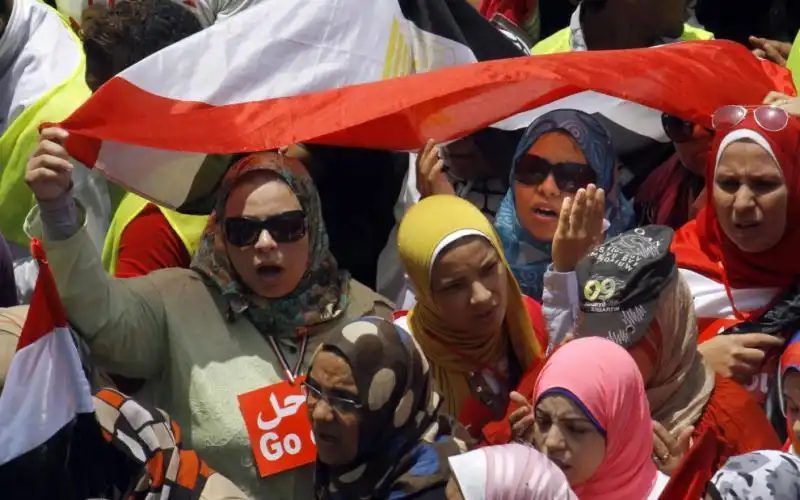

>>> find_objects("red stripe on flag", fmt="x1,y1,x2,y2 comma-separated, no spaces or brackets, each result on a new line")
15,244,68,351
59,40,794,165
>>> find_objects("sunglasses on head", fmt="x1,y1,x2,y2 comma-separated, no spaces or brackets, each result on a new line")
712,105,790,133
223,210,307,247
514,155,597,193
661,114,713,143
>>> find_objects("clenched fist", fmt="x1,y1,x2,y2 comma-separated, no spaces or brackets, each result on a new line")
25,127,74,202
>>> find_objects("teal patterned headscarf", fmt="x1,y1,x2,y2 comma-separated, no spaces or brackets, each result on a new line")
191,152,350,338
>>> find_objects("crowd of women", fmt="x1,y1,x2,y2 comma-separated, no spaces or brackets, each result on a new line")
5,0,800,499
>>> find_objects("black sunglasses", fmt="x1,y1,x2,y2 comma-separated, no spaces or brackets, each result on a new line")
661,114,713,144
514,155,597,193
223,210,307,247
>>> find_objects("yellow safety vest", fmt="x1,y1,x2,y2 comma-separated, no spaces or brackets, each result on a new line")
101,193,209,275
0,7,90,248
786,31,800,89
532,24,715,55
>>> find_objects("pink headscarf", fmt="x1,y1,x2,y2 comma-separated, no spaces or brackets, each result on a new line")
449,443,576,499
533,337,658,499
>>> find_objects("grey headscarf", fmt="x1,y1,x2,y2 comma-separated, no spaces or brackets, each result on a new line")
707,450,800,499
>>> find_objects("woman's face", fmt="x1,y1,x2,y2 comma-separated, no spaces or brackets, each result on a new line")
306,350,361,466
221,172,310,298
784,371,800,449
713,140,788,253
430,236,509,335
533,394,606,486
514,132,590,241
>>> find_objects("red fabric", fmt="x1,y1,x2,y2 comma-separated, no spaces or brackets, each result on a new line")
457,295,547,439
116,204,192,278
672,111,800,289
478,0,536,28
636,154,702,229
59,41,795,196
662,374,782,499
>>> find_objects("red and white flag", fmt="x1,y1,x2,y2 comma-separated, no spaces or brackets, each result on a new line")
57,0,794,213
0,242,95,496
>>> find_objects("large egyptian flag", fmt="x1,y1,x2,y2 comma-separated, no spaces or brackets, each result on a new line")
0,242,98,499
56,0,794,212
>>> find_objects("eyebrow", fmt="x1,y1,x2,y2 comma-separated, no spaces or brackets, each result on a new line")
535,410,592,424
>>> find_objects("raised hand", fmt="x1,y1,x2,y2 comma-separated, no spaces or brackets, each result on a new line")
551,184,605,273
25,128,74,202
652,420,693,475
416,139,455,198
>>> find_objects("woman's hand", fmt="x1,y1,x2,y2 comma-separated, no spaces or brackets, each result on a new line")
416,139,455,198
551,185,605,273
750,36,792,66
508,391,535,444
652,421,693,475
25,128,74,202
697,334,784,384
763,91,800,117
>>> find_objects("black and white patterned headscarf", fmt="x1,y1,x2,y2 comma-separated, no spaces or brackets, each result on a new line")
707,450,800,499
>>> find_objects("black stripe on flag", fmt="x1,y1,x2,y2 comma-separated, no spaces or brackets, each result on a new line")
397,0,525,61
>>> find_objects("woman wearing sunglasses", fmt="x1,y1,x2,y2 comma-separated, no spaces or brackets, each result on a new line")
24,138,393,498
636,114,713,228
493,108,634,301
673,105,800,404
307,316,468,500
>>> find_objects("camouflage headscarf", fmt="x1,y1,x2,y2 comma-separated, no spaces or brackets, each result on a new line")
707,450,800,499
191,152,350,338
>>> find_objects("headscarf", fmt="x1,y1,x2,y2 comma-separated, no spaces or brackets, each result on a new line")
533,337,659,500
642,274,715,433
397,195,543,417
780,331,800,453
448,443,577,500
191,152,350,338
672,109,800,289
312,317,467,500
494,109,634,300
708,450,800,499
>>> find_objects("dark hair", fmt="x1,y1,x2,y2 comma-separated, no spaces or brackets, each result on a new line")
82,0,202,89
582,0,608,13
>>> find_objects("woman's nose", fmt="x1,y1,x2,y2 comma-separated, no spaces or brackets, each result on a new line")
732,186,758,214
543,426,567,452
469,280,492,306
536,174,561,197
310,399,335,423
254,229,278,251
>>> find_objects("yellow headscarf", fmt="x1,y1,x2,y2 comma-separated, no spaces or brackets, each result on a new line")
397,195,544,417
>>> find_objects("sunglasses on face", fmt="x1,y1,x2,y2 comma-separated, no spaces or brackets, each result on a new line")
661,114,713,143
223,210,307,247
302,381,363,415
514,155,597,193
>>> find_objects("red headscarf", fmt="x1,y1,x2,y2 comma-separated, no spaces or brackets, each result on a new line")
672,108,800,289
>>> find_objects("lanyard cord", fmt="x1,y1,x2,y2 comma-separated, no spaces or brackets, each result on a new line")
267,336,309,385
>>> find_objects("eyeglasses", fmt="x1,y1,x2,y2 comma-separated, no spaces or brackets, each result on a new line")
514,155,597,193
301,381,363,415
661,114,713,144
223,210,307,247
711,105,790,132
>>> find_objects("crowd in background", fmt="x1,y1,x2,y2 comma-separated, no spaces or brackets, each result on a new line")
4,0,800,498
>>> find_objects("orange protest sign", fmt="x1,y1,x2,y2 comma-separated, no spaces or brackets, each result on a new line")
238,377,317,478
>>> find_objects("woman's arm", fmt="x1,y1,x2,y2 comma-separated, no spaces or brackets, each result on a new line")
29,197,168,379
542,268,580,351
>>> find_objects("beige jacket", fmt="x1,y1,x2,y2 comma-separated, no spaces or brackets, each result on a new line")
27,213,393,499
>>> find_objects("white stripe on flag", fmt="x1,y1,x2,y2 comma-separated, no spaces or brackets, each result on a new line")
0,327,94,465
